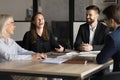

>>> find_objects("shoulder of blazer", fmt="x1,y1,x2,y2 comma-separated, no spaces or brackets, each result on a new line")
95,22,109,33
111,27,120,37
97,22,108,29
80,23,89,29
80,22,89,27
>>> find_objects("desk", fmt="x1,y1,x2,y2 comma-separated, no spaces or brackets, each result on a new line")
0,59,113,80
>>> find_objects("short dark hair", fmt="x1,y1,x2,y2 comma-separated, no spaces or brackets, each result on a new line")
86,5,100,14
103,4,120,24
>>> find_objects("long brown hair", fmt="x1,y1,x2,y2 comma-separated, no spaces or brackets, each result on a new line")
30,12,49,43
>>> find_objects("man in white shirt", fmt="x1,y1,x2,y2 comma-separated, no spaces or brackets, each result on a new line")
74,5,109,52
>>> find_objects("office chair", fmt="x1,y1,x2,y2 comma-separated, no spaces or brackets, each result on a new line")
102,72,120,80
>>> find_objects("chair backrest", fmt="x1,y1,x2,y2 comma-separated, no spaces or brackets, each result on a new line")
102,72,120,80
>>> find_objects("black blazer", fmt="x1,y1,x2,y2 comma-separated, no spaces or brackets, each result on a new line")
96,27,120,71
74,22,109,51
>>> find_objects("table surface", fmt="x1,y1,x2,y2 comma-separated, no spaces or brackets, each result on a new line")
0,51,113,80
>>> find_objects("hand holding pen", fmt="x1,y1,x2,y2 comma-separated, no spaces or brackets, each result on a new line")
32,53,47,60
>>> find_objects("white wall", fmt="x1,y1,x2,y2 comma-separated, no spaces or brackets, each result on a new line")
73,22,85,43
11,22,30,41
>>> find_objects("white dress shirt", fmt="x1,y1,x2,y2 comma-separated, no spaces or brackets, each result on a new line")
89,25,97,44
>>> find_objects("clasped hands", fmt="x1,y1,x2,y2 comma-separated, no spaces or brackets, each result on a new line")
79,43,93,52
32,53,47,60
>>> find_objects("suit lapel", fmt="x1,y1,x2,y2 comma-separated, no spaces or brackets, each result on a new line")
85,23,90,43
93,22,101,44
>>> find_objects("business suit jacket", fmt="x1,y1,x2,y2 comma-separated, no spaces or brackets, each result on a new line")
74,22,109,51
96,26,120,72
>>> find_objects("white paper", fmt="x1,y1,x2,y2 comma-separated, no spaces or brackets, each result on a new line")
79,51,100,57
42,58,68,64
56,51,79,59
79,54,97,57
66,51,79,55
79,51,100,55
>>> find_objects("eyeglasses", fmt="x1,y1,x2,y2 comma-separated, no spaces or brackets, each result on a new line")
7,22,15,26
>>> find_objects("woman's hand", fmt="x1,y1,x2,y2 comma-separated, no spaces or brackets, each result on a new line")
32,53,47,60
55,45,64,52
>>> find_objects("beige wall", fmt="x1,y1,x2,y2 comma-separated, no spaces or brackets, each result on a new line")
11,22,30,41
73,22,85,43
0,0,32,20
92,0,117,20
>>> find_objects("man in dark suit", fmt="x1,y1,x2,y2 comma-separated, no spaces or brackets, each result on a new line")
74,5,109,51
96,4,120,72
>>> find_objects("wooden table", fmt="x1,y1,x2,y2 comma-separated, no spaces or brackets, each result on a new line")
0,59,113,80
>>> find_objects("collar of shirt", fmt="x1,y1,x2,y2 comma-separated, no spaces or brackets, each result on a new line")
89,25,97,32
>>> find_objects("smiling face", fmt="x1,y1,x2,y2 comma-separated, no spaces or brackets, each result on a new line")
5,17,15,36
33,14,45,29
86,10,99,24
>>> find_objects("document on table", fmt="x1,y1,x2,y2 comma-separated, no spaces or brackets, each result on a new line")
51,52,68,55
41,58,68,64
66,51,79,55
79,51,100,58
57,51,79,59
